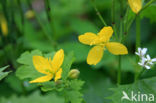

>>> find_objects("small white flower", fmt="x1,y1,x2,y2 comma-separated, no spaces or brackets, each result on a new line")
138,57,151,69
135,47,147,57
146,55,156,65
136,47,156,70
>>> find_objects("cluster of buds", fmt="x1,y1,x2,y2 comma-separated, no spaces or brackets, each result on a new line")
135,48,156,69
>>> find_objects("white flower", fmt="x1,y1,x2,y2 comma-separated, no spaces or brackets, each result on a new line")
146,55,156,65
136,47,156,69
138,57,150,69
135,48,147,57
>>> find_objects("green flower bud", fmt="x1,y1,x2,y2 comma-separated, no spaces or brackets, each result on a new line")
68,69,80,79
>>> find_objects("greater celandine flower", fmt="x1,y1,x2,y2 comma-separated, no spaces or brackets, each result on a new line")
78,26,128,65
128,0,142,14
29,49,64,83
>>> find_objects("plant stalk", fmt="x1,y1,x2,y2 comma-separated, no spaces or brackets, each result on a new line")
117,56,121,85
91,0,107,26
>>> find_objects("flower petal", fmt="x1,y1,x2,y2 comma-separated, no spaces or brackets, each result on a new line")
51,49,64,73
29,74,53,83
142,48,147,56
145,65,150,69
78,32,99,45
0,16,8,36
87,46,104,65
106,42,128,55
152,58,156,62
146,55,151,60
33,56,52,74
128,0,142,14
54,68,62,82
98,26,113,42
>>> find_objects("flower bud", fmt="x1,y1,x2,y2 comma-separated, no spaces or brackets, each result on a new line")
68,69,80,79
25,10,35,19
0,15,8,36
128,0,142,14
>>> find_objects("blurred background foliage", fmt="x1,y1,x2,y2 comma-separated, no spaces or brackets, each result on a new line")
0,0,156,103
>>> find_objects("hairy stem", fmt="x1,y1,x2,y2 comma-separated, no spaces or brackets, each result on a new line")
91,0,107,26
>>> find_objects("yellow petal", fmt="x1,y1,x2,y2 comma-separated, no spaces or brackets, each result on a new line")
106,42,128,55
78,32,99,45
51,49,64,73
0,17,8,36
54,68,62,82
128,0,142,14
98,26,113,42
87,46,104,65
29,74,53,83
33,56,52,74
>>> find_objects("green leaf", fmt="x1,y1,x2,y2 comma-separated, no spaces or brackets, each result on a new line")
0,91,65,103
141,4,156,23
16,50,43,80
40,81,56,92
64,90,83,103
64,79,85,103
5,74,37,93
69,79,85,91
108,77,156,103
17,50,42,65
0,66,10,81
62,52,75,79
79,63,115,103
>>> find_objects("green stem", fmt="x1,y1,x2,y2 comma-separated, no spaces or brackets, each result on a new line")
117,0,124,85
135,14,141,82
26,0,57,50
139,0,155,14
112,0,118,40
44,0,56,37
117,56,121,85
136,15,141,51
123,0,154,42
91,0,107,26
135,68,145,82
0,0,8,20
17,0,25,34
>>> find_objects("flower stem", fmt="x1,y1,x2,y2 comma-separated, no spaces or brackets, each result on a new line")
117,56,121,85
26,0,57,50
139,0,155,14
17,0,25,34
112,0,118,40
135,14,141,82
44,0,56,37
136,15,141,50
135,68,145,82
91,0,107,26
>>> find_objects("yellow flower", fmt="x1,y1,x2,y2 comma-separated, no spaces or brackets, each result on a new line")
0,16,8,36
29,49,64,83
128,0,142,14
78,26,128,65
